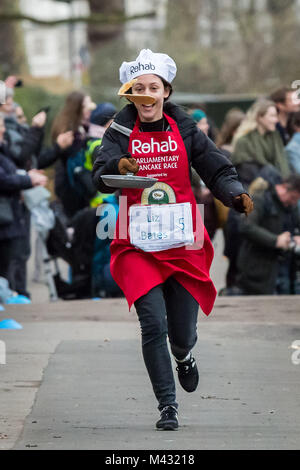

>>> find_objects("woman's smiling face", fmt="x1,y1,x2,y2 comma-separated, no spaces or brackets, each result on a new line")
132,74,170,122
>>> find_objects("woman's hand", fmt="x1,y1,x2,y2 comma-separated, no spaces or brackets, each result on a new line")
118,156,139,175
232,193,254,215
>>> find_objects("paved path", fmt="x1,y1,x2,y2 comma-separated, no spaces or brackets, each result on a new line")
1,296,300,450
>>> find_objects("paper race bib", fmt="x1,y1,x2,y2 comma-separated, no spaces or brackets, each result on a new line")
129,202,194,252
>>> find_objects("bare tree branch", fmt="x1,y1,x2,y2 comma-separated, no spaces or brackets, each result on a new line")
0,11,156,26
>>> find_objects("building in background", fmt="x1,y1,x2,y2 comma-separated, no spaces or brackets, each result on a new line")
124,0,167,50
18,0,300,93
20,0,89,86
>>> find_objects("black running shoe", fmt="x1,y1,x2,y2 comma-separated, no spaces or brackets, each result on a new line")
156,406,178,431
175,354,199,392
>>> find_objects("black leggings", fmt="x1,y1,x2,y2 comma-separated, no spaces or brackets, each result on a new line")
134,276,199,411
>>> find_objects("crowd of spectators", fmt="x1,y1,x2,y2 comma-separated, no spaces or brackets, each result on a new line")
1,78,300,303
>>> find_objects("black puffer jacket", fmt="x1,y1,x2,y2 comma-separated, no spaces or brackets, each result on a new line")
0,143,32,241
92,102,247,207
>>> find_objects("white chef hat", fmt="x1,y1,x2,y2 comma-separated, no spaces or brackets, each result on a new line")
119,49,177,85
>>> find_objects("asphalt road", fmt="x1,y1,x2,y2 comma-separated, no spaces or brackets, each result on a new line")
1,295,300,450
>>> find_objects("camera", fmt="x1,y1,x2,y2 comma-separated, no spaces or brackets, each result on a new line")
288,239,300,255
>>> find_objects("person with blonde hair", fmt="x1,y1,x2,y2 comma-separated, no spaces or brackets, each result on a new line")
221,100,290,294
231,99,290,186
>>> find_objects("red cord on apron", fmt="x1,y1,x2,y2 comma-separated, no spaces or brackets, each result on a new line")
110,113,217,315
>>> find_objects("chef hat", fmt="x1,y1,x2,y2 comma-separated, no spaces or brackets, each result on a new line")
119,49,177,85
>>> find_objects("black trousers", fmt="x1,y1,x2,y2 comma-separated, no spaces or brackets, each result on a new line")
8,209,31,297
134,276,199,411
0,238,14,280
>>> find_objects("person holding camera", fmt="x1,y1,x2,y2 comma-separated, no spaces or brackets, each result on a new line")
235,174,300,295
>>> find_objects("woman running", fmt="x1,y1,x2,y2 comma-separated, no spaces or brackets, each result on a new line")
92,49,253,430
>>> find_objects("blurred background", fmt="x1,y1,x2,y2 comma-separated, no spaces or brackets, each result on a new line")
1,0,300,303
1,0,300,133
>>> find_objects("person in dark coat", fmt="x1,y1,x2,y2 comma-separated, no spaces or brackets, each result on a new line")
93,100,250,206
0,116,47,284
236,175,300,295
1,96,72,296
91,49,253,431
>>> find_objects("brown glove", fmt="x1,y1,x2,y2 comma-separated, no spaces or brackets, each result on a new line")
118,156,139,175
232,193,254,215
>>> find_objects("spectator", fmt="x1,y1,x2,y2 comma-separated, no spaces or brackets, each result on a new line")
15,105,28,126
0,88,47,298
215,108,245,289
0,79,82,293
0,104,46,172
269,86,300,145
189,108,222,240
235,175,300,295
188,104,218,142
0,91,76,172
0,114,47,286
51,91,97,218
91,193,122,298
216,108,246,159
191,109,209,135
232,99,290,188
82,102,117,208
88,102,116,142
286,111,300,174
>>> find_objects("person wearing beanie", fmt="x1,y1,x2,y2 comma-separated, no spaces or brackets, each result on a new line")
91,102,116,125
92,49,252,430
79,102,117,208
191,109,209,136
85,102,117,171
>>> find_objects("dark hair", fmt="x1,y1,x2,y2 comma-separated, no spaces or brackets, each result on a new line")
51,91,85,141
269,86,294,105
216,108,245,147
160,76,173,101
291,111,300,130
283,174,300,193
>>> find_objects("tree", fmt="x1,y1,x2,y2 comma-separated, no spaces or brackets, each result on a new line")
266,0,299,84
0,0,27,76
87,0,125,43
0,2,154,26
266,0,295,14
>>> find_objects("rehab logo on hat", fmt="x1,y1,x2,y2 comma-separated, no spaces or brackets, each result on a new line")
119,49,177,85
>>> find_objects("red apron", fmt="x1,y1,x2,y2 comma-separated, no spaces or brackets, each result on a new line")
110,113,217,315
